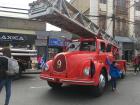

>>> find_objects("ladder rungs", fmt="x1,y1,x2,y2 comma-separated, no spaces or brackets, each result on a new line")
29,0,119,46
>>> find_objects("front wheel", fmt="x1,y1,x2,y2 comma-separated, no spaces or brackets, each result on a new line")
47,81,62,89
92,73,106,97
121,70,126,79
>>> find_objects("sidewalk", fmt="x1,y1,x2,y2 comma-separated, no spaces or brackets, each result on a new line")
23,68,41,74
126,64,135,72
127,67,134,72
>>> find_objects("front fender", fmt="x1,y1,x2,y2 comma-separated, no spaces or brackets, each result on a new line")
78,60,107,86
75,60,91,78
93,61,107,85
41,60,53,74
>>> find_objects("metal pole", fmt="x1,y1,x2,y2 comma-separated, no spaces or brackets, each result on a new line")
112,0,116,38
112,14,115,38
43,36,49,62
46,36,49,62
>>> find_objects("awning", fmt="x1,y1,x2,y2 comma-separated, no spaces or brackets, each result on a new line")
115,36,134,43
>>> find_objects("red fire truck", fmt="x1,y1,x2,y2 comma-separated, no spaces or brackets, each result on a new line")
29,0,126,96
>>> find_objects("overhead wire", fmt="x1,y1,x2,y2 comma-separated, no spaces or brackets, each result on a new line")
0,6,28,14
0,6,28,11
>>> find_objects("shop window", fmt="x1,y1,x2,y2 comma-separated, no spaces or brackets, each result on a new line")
100,0,107,4
136,5,140,11
116,0,127,10
99,15,107,31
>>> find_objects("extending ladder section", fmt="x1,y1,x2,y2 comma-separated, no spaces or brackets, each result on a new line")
29,0,118,46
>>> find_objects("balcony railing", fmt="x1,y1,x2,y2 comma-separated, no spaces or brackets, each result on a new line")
115,6,128,15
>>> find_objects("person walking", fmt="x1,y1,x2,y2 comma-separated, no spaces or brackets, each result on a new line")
37,54,42,69
133,55,140,74
0,47,12,105
106,57,121,91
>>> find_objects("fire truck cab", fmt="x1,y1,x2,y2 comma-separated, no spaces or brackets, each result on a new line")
40,38,126,96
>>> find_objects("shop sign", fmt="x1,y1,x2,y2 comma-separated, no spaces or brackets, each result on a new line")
0,35,24,41
0,33,27,42
49,38,63,46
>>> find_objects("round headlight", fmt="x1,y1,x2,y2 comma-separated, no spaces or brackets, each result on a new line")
83,67,90,76
42,63,49,71
45,64,49,71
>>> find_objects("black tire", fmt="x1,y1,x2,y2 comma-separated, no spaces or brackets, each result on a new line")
121,71,126,79
92,72,106,97
16,66,23,78
47,81,62,89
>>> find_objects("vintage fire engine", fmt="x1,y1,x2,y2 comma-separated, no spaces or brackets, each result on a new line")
29,0,126,96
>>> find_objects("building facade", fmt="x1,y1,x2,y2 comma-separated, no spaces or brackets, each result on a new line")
35,31,73,59
71,0,130,36
0,16,46,49
134,0,140,54
71,0,134,61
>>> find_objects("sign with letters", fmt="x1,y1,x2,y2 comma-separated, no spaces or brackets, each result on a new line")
0,35,24,41
49,38,63,47
0,32,28,42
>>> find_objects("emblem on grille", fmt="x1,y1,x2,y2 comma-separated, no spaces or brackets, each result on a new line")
57,60,62,69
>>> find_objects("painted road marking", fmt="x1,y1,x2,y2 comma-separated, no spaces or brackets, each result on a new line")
30,86,47,89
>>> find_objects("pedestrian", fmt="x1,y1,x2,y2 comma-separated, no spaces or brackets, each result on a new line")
37,54,42,69
138,55,140,71
106,57,121,91
133,55,140,74
0,47,12,105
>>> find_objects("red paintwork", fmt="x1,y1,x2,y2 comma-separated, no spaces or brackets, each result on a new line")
40,38,126,86
116,60,127,72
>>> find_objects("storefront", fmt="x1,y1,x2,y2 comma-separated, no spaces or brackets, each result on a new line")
115,36,134,62
0,32,36,49
36,38,64,59
36,31,73,60
48,38,64,59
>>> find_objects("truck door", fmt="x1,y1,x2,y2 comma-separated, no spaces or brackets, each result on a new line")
106,44,114,60
98,41,107,64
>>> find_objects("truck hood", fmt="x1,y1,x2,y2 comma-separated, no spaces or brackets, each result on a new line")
52,51,97,78
62,51,97,61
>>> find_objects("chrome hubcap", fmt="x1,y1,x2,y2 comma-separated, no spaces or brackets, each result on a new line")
99,74,106,89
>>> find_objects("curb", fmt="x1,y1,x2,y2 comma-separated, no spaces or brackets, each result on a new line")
23,72,41,74
23,69,41,74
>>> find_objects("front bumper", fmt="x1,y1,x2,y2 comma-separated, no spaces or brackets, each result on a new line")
40,74,96,86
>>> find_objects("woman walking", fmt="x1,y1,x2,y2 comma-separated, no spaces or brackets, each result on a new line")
0,47,12,105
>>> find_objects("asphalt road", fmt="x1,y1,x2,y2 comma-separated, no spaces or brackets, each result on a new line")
0,72,140,105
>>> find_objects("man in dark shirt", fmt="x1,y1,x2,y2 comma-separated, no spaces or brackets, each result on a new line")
0,47,12,105
0,56,8,79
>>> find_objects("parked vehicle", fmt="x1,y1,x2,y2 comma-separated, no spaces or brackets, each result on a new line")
0,48,37,76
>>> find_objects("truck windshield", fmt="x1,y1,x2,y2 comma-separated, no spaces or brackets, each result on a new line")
80,41,96,51
67,41,80,51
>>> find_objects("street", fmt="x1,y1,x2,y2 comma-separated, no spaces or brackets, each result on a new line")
0,72,140,105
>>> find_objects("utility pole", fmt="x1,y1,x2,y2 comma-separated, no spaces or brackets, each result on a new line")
112,0,116,38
